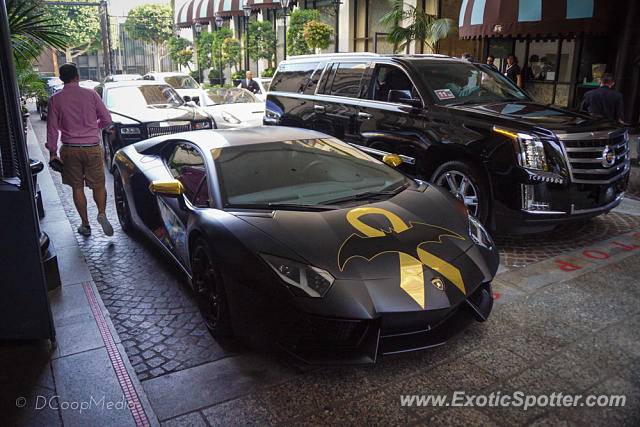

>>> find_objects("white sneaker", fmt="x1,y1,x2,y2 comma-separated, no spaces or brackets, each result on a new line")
97,212,114,236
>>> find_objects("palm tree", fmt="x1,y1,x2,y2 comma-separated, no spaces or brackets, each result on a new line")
7,0,66,61
380,0,453,53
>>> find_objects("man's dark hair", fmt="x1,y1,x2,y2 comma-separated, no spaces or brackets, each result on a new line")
507,53,516,60
600,73,614,85
462,52,471,58
59,63,78,83
487,55,495,61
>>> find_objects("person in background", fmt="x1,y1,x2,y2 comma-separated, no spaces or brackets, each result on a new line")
504,54,522,87
238,71,260,94
580,73,624,124
46,63,114,237
486,55,498,71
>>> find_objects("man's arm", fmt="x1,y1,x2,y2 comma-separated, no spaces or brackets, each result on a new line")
94,91,112,129
45,97,59,157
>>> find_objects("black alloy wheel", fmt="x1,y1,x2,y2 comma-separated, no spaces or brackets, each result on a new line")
103,136,114,173
432,160,490,225
191,238,232,337
113,171,134,234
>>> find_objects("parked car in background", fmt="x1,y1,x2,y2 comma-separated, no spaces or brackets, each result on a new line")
112,126,498,363
253,77,271,101
95,80,214,170
266,53,629,233
201,87,264,129
79,79,100,90
103,73,142,83
143,72,204,104
37,82,63,120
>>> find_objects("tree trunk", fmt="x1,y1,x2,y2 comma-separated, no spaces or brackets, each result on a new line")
154,42,162,71
65,47,72,63
52,49,59,76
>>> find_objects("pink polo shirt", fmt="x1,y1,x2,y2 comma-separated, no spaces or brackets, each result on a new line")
46,82,112,154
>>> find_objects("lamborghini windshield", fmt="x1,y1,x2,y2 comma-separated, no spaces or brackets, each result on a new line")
413,61,528,105
213,138,409,208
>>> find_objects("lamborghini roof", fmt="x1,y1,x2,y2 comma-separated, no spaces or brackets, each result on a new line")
134,126,333,153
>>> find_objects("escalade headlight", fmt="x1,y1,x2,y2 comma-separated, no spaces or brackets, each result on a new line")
193,120,212,130
494,127,548,171
120,126,141,135
468,214,493,250
261,254,334,298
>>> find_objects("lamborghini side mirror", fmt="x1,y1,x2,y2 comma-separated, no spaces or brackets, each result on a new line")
382,154,403,167
149,180,184,197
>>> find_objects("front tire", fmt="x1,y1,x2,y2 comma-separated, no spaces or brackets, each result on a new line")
191,238,233,337
103,135,115,173
431,160,490,224
113,170,135,234
40,109,46,121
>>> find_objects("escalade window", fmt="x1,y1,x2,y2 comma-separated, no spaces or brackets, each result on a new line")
414,61,528,104
369,64,419,103
329,62,368,98
270,62,318,93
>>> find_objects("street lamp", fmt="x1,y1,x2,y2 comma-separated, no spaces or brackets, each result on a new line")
242,0,251,73
333,0,342,53
214,16,224,85
194,21,203,84
281,0,291,60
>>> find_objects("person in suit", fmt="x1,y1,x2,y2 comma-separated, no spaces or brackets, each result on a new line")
581,73,624,124
239,71,260,94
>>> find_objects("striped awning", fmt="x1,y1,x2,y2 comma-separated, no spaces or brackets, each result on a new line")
458,0,612,39
247,0,281,10
193,0,220,23
217,0,243,17
176,0,196,28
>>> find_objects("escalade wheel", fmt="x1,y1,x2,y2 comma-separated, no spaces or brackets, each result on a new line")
432,161,489,224
191,238,233,338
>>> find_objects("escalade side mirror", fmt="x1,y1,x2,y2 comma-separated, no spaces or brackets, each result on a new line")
388,90,422,108
183,95,192,102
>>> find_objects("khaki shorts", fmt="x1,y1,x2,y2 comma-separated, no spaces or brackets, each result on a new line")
60,144,105,189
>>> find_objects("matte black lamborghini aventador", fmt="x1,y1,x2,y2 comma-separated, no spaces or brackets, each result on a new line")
112,126,499,364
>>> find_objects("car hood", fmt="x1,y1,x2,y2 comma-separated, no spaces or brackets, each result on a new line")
234,185,473,281
110,104,209,124
449,101,615,132
204,102,265,122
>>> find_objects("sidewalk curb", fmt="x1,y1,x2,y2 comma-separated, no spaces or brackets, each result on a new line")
27,118,160,427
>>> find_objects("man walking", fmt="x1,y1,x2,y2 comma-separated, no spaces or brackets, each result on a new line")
46,63,114,237
580,73,624,123
504,54,522,87
238,71,260,94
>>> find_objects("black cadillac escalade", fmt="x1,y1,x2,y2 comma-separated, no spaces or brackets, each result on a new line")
264,53,630,233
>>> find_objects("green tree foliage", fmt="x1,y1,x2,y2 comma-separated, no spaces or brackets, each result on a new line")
380,0,453,53
196,27,233,72
287,9,319,57
168,36,193,71
247,21,277,69
222,38,242,73
43,0,101,62
302,20,333,52
124,3,173,71
7,0,66,61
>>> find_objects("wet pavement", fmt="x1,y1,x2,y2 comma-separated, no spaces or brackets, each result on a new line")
30,113,640,425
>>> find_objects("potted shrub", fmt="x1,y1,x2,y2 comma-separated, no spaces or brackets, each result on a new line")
231,69,245,86
261,68,275,78
302,20,333,54
208,69,225,86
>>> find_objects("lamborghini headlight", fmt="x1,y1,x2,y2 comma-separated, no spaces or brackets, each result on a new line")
468,214,493,250
261,254,334,297
494,127,548,171
222,111,241,124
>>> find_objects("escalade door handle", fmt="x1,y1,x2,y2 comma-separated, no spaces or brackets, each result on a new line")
358,112,373,120
314,105,326,113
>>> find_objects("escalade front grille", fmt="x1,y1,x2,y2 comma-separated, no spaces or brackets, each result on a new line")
558,131,630,184
146,121,192,138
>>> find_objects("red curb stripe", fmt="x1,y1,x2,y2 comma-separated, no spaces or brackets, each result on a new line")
82,281,151,427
